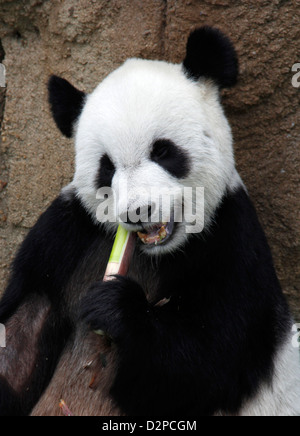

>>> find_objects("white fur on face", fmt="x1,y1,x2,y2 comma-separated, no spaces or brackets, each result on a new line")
72,58,241,253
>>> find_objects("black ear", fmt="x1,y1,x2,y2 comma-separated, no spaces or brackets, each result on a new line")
48,75,86,138
183,26,239,89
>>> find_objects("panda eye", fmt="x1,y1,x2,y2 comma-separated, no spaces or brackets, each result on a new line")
95,154,116,189
151,139,171,160
150,139,190,179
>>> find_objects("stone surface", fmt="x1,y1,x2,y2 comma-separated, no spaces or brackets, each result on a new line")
0,0,299,318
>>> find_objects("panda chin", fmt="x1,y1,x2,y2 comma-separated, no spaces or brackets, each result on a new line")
137,219,175,247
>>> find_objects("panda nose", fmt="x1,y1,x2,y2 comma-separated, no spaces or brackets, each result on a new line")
120,204,154,225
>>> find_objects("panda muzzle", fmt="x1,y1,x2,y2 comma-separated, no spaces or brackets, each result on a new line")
137,219,175,246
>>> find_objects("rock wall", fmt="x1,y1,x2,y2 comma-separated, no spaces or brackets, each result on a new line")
0,0,299,318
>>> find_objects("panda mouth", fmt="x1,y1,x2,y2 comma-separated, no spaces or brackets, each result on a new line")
137,219,175,246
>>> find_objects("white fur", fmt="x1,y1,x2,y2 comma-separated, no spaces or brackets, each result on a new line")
71,58,241,253
238,334,300,416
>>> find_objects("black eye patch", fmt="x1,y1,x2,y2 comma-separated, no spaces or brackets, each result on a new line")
150,139,190,179
95,154,116,189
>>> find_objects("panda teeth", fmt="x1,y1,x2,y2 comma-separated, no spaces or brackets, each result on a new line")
137,220,174,246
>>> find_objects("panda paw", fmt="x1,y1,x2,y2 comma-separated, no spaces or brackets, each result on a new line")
80,276,150,341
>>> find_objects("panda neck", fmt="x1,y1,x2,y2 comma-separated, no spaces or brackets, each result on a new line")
128,187,288,324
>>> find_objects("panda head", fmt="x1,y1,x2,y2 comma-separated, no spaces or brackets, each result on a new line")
48,26,241,255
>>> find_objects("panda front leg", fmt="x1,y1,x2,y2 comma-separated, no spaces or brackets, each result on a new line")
80,275,202,416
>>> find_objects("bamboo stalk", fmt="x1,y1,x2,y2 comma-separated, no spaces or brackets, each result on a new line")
103,226,136,281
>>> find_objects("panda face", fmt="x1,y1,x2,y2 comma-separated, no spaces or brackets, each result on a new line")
72,59,237,254
49,27,241,255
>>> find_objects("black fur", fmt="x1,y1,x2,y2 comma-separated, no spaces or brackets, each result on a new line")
0,191,111,415
95,154,116,189
81,188,290,416
150,139,190,179
183,26,239,88
81,276,149,341
0,193,103,322
0,187,291,416
48,75,86,138
0,376,23,416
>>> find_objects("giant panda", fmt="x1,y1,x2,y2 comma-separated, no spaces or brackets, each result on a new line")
0,26,299,417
